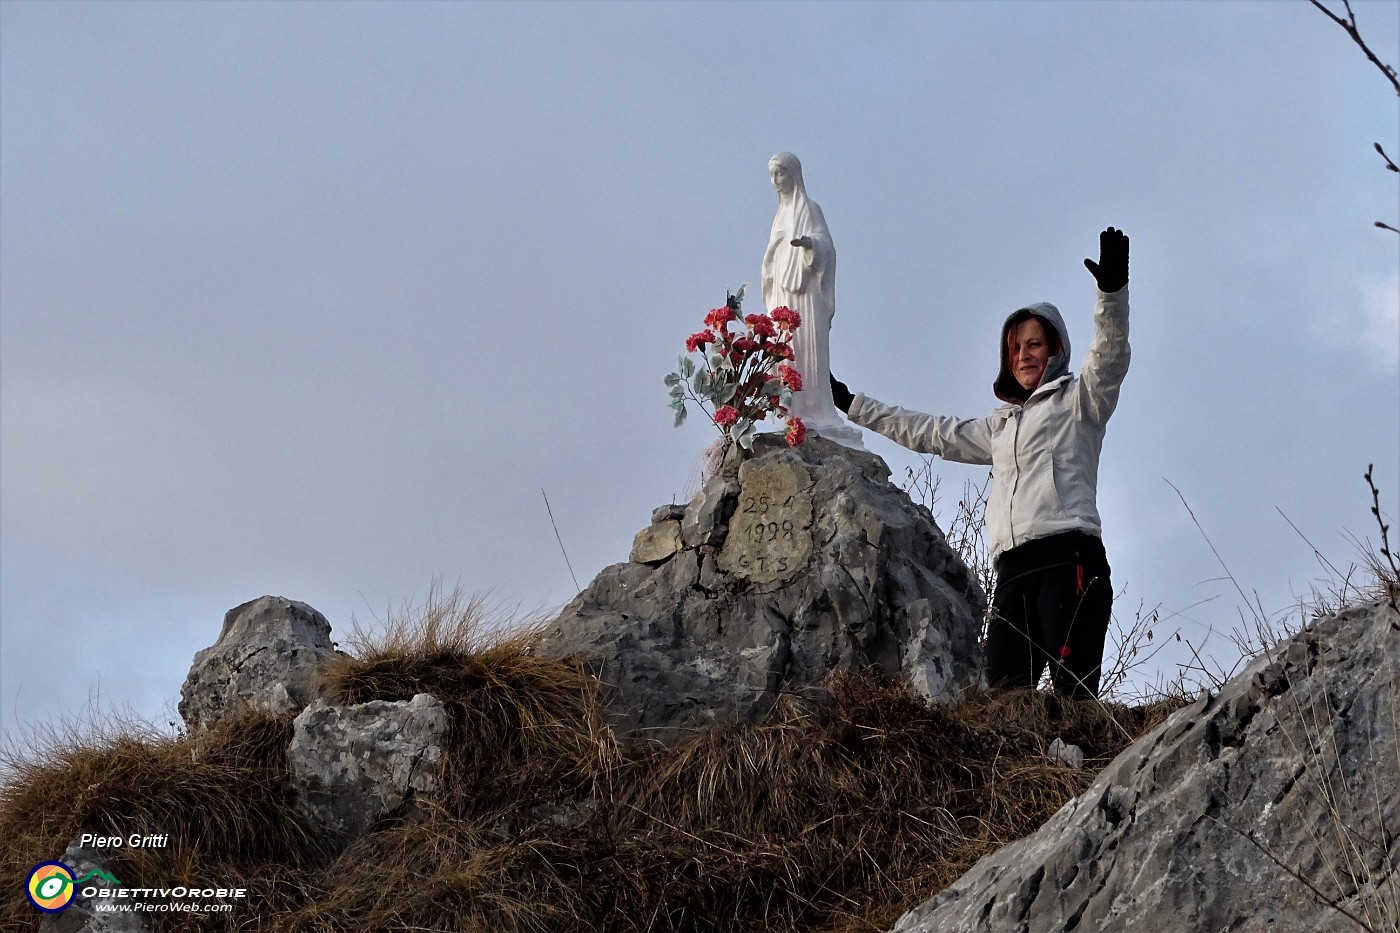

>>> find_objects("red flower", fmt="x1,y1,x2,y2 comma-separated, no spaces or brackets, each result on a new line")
784,416,806,446
770,306,801,331
714,405,739,428
705,306,737,328
768,342,794,360
1059,645,1071,660
778,364,803,391
732,337,759,353
745,313,776,338
685,330,716,353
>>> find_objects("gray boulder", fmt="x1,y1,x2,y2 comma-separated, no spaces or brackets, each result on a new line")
288,692,449,846
536,433,985,741
892,600,1400,933
36,843,150,933
178,595,338,732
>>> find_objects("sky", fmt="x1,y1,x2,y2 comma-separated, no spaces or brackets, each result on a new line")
2,0,1397,738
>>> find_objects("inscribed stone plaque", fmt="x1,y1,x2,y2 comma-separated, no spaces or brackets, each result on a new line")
717,457,813,585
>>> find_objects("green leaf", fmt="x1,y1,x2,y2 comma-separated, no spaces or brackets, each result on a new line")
678,355,696,378
669,396,685,411
731,421,756,449
693,368,712,395
664,372,681,387
673,404,688,428
711,352,732,372
669,382,685,399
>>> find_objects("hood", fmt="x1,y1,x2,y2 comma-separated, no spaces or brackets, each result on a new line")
993,301,1072,404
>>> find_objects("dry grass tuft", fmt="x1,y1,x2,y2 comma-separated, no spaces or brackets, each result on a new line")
318,586,611,822
0,710,328,932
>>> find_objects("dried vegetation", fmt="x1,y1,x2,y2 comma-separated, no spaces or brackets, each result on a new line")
1,590,1182,933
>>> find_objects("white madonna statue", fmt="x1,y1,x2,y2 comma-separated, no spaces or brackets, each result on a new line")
761,152,864,450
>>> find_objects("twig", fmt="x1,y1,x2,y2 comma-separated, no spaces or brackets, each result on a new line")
1374,143,1399,174
1309,0,1400,95
541,488,581,593
1363,464,1399,609
1310,2,1400,234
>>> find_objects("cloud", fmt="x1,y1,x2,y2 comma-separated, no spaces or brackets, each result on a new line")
1362,274,1400,371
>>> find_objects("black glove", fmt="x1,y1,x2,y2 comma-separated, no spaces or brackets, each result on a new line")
830,374,854,413
1084,227,1129,293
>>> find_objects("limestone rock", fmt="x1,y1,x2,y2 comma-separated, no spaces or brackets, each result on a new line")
892,601,1400,933
36,844,150,933
652,504,687,523
178,596,338,732
631,520,683,564
536,434,985,741
288,692,448,846
1046,737,1084,769
681,475,739,548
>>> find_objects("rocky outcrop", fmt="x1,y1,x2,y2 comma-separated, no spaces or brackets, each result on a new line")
288,693,449,846
535,434,986,740
178,596,338,732
892,600,1400,933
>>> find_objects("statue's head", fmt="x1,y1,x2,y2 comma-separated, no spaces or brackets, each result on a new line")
769,152,803,197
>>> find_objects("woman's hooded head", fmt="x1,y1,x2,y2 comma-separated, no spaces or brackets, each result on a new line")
993,302,1072,403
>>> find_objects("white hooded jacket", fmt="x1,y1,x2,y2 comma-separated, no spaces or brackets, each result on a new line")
847,288,1130,562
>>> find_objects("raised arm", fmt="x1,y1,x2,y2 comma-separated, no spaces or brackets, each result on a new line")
1077,228,1131,426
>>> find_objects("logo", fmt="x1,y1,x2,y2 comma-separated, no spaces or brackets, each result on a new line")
26,863,76,913
25,863,122,913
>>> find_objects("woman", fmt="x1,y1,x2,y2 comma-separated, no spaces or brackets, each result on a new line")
762,151,864,449
830,228,1130,699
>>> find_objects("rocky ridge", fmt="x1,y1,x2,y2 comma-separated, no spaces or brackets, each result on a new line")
892,600,1400,933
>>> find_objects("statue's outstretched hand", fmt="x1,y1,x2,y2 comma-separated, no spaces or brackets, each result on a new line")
790,236,814,249
1084,227,1129,293
830,374,854,414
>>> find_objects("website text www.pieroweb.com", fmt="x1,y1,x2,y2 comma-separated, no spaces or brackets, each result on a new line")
24,832,248,916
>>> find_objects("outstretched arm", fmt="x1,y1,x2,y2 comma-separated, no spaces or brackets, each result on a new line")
832,375,995,465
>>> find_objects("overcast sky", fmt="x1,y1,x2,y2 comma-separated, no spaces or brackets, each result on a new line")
2,0,1397,737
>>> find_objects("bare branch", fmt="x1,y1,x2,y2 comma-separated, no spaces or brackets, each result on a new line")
1309,0,1400,96
1363,464,1399,609
1376,143,1400,173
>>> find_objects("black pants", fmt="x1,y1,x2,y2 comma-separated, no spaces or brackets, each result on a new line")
985,530,1112,699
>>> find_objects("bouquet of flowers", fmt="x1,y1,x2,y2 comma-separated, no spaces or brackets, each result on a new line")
664,287,806,449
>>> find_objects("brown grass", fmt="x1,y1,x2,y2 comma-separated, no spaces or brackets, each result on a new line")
1,589,1185,933
0,710,327,933
317,587,611,823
